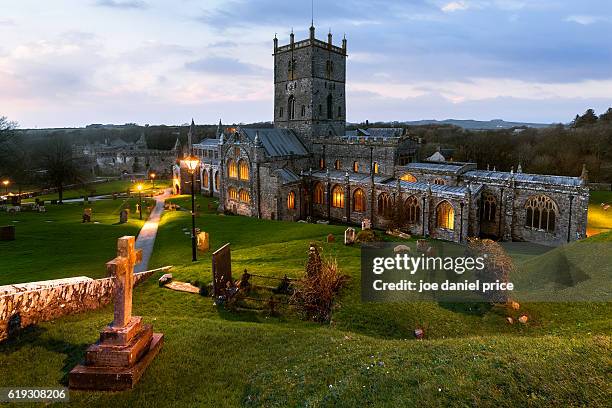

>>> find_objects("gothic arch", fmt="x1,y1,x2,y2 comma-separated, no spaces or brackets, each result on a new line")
352,188,366,212
405,195,421,224
436,201,455,230
525,195,557,232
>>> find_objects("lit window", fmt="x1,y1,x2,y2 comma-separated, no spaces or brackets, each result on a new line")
400,173,417,182
239,160,249,181
203,170,209,188
214,171,219,190
352,188,365,212
433,178,445,185
314,182,324,204
525,195,557,232
353,161,359,172
335,159,342,170
228,187,238,201
239,189,250,203
332,185,344,208
319,158,325,169
437,201,454,230
227,159,237,178
373,162,379,174
287,191,296,210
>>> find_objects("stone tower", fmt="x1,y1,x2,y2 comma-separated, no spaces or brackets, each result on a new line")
273,25,347,145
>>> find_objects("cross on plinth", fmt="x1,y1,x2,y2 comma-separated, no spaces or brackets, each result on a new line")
106,236,142,328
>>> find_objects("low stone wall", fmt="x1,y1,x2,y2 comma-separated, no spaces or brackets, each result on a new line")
0,268,165,342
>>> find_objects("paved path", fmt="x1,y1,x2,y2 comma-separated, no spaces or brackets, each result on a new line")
135,188,172,272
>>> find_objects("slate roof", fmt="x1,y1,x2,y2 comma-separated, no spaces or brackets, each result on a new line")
464,170,583,187
390,180,477,197
274,168,301,185
194,138,219,148
401,162,476,175
240,128,308,157
310,169,392,184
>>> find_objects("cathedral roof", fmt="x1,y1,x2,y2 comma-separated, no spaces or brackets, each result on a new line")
240,128,308,157
464,170,583,187
401,162,477,175
274,168,301,184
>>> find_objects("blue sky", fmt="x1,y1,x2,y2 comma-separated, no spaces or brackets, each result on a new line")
1,0,611,128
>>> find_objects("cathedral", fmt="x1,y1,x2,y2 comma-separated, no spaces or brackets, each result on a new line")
174,25,589,247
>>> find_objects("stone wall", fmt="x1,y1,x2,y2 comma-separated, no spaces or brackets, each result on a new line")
0,269,157,342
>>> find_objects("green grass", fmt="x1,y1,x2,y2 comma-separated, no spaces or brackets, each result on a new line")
0,198,154,284
0,195,610,407
23,180,171,202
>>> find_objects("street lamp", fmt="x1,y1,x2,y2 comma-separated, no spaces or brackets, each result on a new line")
136,183,143,220
150,172,156,189
2,180,8,195
183,155,200,262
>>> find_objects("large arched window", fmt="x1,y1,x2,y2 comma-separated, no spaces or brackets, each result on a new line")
352,188,366,212
377,192,392,217
436,201,454,230
203,170,209,189
481,194,496,222
525,195,557,232
287,191,296,210
288,96,296,120
228,187,238,201
405,195,421,224
239,189,250,203
214,171,219,190
238,160,249,181
400,173,417,182
332,185,344,208
227,159,237,179
327,94,333,119
314,182,324,204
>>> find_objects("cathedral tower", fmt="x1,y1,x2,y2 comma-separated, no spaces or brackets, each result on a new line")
273,25,347,144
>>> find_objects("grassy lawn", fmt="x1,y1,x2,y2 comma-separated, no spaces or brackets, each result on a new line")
0,194,610,406
22,179,171,202
0,198,154,285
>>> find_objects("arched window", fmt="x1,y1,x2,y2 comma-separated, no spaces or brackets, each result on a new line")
239,160,249,181
227,159,237,179
437,201,454,230
279,107,284,118
214,171,219,190
334,159,342,170
481,194,496,222
319,158,325,169
353,161,359,172
433,178,446,185
405,195,420,224
525,195,557,232
331,185,344,208
239,189,250,203
327,94,333,119
377,192,392,217
400,173,417,182
314,182,324,204
338,106,342,118
287,191,296,210
373,162,379,174
353,188,365,212
301,105,306,117
228,187,238,201
203,170,209,189
288,96,296,120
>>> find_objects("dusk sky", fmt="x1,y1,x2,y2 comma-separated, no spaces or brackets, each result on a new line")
1,0,611,128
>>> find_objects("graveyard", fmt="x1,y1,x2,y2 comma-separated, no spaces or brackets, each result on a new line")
0,188,610,406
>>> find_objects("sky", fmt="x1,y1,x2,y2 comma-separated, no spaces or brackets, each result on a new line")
1,0,611,128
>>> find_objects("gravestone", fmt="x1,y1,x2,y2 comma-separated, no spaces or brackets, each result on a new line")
119,209,129,224
344,228,356,245
212,243,232,297
362,218,372,230
197,231,210,252
0,225,15,241
326,234,335,243
69,236,164,390
83,208,92,223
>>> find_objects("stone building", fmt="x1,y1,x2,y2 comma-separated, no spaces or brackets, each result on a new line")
177,25,588,247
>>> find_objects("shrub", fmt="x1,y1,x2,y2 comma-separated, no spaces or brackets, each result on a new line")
466,237,514,303
356,229,377,243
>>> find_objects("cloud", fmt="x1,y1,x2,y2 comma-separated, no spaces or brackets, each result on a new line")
184,56,269,76
441,1,469,12
95,0,148,10
564,15,610,25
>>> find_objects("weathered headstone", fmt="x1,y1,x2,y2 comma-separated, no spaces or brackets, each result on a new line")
119,209,129,224
197,231,210,252
344,228,356,245
361,218,372,230
212,243,232,297
0,225,15,241
326,233,335,243
69,236,164,391
83,208,92,223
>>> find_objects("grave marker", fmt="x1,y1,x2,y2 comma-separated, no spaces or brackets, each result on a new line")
344,228,356,245
212,243,232,297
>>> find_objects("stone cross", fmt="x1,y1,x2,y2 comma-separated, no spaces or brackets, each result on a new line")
105,236,142,328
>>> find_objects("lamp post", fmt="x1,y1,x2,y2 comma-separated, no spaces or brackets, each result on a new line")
150,172,156,189
184,155,200,262
136,183,143,220
2,180,8,195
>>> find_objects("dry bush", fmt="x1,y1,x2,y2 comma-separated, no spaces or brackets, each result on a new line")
466,237,514,303
290,244,349,322
355,229,377,243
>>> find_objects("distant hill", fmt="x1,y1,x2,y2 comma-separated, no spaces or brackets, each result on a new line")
402,119,553,130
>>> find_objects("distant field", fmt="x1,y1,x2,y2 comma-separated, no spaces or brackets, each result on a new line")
22,179,171,202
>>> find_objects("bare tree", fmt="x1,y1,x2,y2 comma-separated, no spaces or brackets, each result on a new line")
42,136,85,203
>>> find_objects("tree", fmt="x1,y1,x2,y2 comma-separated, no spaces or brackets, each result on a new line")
42,136,85,203
572,109,598,127
0,116,30,194
599,107,612,123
